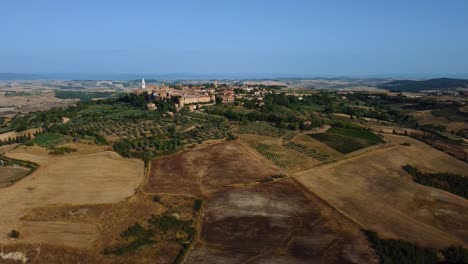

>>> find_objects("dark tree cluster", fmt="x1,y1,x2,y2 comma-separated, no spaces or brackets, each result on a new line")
55,90,115,101
364,230,468,264
402,165,468,199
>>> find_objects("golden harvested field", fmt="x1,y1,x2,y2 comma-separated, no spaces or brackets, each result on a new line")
0,144,18,154
294,134,468,248
10,143,110,157
0,148,144,247
239,134,318,172
0,93,78,113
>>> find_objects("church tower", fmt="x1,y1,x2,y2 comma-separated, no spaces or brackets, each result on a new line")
141,78,146,89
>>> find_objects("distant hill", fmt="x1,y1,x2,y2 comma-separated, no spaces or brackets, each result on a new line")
0,73,49,80
378,78,468,92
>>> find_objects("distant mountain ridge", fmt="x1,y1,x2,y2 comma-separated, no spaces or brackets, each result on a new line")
0,72,309,81
0,73,49,80
378,78,468,92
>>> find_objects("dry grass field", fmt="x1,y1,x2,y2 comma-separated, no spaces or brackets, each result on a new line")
0,144,17,154
0,147,143,247
0,166,30,187
0,93,77,113
294,134,468,248
187,179,378,264
2,194,198,264
144,141,281,197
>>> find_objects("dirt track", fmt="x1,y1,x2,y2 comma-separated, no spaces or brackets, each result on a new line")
0,149,143,247
294,134,468,248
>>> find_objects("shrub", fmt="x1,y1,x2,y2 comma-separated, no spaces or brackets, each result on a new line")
8,230,20,238
442,246,468,264
48,147,77,155
153,195,161,203
103,223,154,255
193,199,203,212
32,132,65,147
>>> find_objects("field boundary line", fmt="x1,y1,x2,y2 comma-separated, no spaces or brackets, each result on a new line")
235,139,285,173
290,177,369,230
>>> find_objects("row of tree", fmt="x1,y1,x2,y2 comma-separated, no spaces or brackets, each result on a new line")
402,165,468,199
0,134,32,146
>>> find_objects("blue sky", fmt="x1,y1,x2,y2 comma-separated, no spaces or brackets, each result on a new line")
1,0,468,76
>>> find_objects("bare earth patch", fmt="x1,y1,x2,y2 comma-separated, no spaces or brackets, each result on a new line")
144,141,281,197
146,141,377,263
294,134,468,248
187,179,377,264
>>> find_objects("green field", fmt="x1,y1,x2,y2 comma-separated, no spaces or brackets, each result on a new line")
327,127,384,143
32,133,65,147
284,142,329,161
308,126,384,154
242,136,311,170
237,122,287,137
309,133,376,154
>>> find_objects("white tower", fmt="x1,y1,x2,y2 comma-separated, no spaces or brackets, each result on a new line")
141,78,146,89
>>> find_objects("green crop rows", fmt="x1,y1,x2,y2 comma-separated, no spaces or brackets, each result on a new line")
284,142,329,161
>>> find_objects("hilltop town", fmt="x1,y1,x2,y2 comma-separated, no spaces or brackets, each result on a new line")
133,79,277,112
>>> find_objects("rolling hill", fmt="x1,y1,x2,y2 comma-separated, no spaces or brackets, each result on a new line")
378,78,468,92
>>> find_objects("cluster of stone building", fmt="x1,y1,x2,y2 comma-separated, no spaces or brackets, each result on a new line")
133,79,273,111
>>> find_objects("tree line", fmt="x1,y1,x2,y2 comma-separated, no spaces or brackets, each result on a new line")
0,134,32,146
364,230,468,264
402,165,468,199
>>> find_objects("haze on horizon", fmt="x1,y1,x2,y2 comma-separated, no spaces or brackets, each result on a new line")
1,0,468,77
